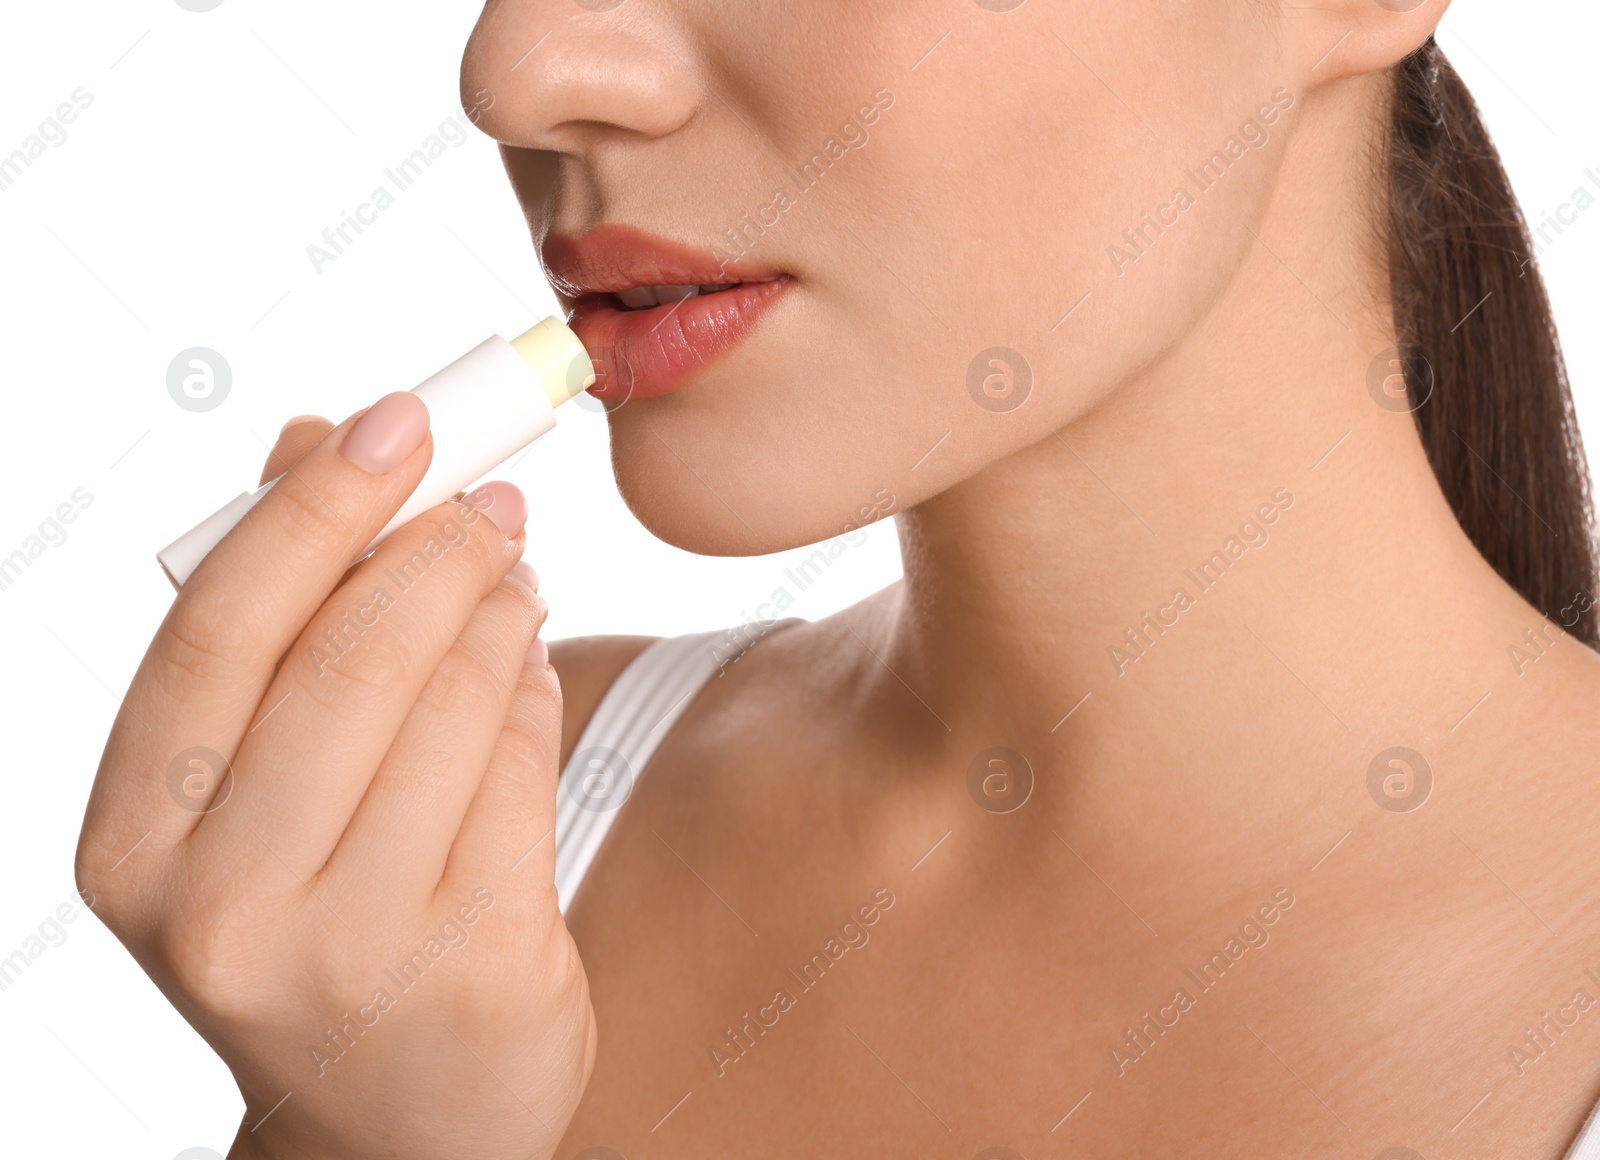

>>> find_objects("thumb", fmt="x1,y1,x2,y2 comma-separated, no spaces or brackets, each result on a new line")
260,415,334,485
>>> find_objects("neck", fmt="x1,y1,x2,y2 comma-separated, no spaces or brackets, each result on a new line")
890,300,1509,719
870,80,1549,888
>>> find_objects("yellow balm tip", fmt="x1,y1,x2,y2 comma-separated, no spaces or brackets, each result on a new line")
511,317,595,408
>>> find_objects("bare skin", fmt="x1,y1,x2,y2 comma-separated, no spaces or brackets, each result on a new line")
77,409,595,1160
515,0,1600,1147
543,222,1600,1154
552,587,1600,1158
78,0,1600,1157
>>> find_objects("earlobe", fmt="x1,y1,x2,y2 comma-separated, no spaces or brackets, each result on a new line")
1286,0,1449,86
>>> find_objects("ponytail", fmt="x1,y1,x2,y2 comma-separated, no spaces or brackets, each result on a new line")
1386,37,1598,645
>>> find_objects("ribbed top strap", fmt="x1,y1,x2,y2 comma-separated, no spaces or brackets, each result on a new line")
551,626,753,914
1566,1096,1600,1160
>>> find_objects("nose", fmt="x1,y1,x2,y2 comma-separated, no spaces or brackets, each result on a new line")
460,2,700,152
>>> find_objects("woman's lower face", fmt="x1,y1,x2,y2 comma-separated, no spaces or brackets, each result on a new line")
466,0,1353,556
451,0,1587,1155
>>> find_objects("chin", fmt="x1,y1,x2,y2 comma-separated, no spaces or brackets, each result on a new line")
606,419,783,557
607,409,894,558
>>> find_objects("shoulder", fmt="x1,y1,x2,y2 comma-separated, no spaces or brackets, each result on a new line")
543,601,889,773
548,635,660,770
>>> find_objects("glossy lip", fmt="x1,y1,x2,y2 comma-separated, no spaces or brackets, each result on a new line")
543,224,792,402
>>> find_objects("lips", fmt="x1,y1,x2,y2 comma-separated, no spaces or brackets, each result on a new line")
543,225,792,402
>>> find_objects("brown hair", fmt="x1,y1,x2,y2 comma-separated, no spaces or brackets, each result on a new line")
1386,36,1598,646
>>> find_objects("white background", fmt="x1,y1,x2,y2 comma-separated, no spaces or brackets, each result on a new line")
0,1,1594,1155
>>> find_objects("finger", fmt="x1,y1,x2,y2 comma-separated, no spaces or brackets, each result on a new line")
260,416,333,485
189,482,530,876
443,636,564,906
321,565,545,903
85,395,436,859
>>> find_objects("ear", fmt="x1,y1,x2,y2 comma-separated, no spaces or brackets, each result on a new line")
1284,0,1451,85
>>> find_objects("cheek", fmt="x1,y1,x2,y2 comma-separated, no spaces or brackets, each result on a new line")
608,0,1289,554
849,1,1290,411
1001,32,1298,404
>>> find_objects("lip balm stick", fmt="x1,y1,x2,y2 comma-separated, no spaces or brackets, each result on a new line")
156,317,594,589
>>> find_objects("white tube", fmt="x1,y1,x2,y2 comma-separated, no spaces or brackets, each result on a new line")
157,318,593,588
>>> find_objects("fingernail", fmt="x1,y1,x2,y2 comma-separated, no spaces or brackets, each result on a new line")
526,637,548,668
462,481,528,536
340,392,430,474
508,561,539,591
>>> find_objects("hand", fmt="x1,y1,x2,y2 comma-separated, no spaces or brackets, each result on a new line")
76,397,595,1160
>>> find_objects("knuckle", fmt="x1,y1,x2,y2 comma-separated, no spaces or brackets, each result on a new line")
499,677,563,768
521,926,592,1032
525,590,550,637
470,910,579,1007
72,869,103,919
495,711,545,771
525,662,564,720
155,908,268,1021
541,921,585,993
296,628,414,710
381,507,497,588
490,580,545,645
442,503,510,569
270,475,358,555
413,650,499,720
157,600,253,689
72,853,122,933
496,706,548,771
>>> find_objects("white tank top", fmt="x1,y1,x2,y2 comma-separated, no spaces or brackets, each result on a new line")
550,627,1600,1159
551,626,742,914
